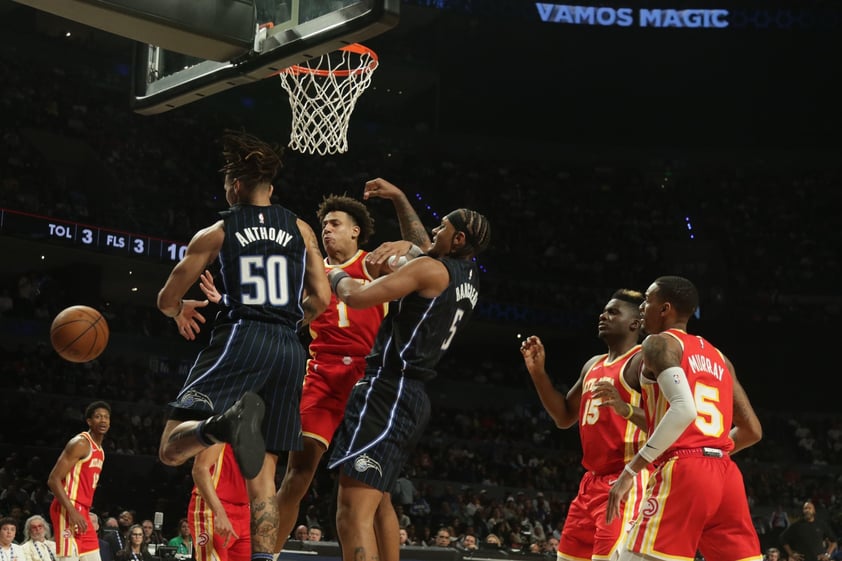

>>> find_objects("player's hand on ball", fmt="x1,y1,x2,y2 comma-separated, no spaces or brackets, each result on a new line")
366,240,413,267
176,299,209,341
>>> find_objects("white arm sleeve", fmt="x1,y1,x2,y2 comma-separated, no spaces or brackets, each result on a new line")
638,366,697,463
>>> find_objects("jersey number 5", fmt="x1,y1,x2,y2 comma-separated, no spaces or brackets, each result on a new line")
240,255,291,305
441,309,465,350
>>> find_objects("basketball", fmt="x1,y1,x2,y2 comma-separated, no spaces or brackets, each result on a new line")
50,305,110,363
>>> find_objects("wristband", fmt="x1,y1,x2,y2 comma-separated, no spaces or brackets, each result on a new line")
624,463,639,477
329,269,351,293
407,244,424,258
622,402,634,420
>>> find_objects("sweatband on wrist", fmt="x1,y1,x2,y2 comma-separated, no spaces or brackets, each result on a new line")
329,270,351,293
407,244,424,258
624,463,638,477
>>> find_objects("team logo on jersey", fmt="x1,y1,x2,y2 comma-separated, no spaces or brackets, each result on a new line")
353,454,383,476
197,532,210,546
258,212,265,224
179,390,214,411
641,497,660,518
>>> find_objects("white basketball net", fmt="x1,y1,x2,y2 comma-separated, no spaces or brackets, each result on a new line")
279,44,379,156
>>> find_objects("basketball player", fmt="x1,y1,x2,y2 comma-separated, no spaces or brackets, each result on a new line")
326,207,491,561
519,289,648,561
190,444,250,561
200,178,432,555
47,401,111,561
606,276,763,561
156,131,331,561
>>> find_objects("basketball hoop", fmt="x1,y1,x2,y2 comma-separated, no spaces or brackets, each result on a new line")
279,43,379,156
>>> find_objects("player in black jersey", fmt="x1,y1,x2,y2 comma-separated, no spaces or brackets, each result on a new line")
155,131,331,561
326,203,491,561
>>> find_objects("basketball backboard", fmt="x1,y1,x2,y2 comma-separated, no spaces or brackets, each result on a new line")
131,0,398,115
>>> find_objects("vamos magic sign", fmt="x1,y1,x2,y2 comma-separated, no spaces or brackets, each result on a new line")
536,4,730,27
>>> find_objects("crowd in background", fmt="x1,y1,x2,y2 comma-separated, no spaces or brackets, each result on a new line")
2,7,842,561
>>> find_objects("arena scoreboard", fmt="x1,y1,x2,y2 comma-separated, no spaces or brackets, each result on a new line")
0,208,188,263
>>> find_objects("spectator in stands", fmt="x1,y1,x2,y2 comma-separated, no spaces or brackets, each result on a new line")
764,547,780,561
139,520,165,548
21,515,56,561
434,528,452,548
115,525,154,561
780,501,837,561
0,517,25,561
307,527,322,543
398,529,411,548
166,519,192,558
293,525,308,542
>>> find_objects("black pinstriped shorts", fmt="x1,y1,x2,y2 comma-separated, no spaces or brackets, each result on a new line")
167,320,307,453
328,373,430,492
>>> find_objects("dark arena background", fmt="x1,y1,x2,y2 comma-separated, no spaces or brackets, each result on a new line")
1,0,841,557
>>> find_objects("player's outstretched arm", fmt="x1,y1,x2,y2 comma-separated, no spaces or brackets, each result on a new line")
330,255,447,309
519,336,583,429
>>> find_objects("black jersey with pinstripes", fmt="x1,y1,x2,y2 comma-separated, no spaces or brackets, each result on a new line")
366,256,480,381
217,204,306,329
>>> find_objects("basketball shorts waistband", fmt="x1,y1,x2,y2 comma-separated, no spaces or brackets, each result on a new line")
660,447,725,463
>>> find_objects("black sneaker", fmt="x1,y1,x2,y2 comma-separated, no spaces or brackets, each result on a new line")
205,391,266,479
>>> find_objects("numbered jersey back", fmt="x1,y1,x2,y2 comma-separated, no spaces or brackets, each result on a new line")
218,204,306,328
647,329,735,454
367,256,479,382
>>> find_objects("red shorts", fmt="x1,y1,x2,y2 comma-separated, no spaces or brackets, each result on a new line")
190,496,251,561
300,355,367,447
624,450,761,561
51,501,99,556
558,470,646,561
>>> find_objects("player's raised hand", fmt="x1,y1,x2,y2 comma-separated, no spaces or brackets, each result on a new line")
363,177,402,201
520,335,546,375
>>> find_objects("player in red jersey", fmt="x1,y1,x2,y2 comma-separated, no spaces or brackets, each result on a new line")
278,179,431,554
520,289,647,561
48,401,111,561
607,276,763,561
190,444,250,561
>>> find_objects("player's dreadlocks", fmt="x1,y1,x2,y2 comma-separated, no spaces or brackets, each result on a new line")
219,130,284,190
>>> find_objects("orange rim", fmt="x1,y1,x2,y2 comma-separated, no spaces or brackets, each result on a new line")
281,43,378,77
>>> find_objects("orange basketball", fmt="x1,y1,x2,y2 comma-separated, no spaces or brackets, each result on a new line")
50,305,110,363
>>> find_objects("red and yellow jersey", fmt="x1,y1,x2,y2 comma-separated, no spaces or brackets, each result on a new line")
579,346,646,474
309,250,387,359
642,329,735,454
59,432,104,509
191,444,247,506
